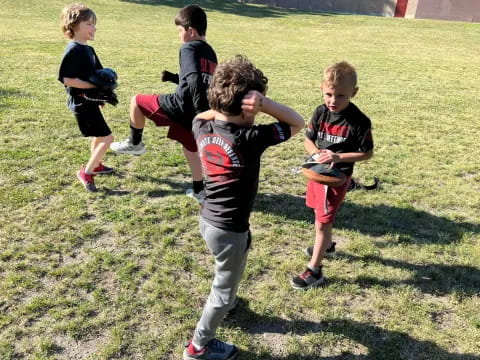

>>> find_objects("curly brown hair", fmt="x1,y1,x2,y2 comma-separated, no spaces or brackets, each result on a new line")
61,3,96,39
208,55,268,116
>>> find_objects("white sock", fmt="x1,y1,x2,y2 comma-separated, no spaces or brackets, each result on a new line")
307,265,320,274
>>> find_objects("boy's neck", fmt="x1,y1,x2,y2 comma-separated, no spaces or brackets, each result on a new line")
73,38,88,45
188,35,206,42
214,111,253,126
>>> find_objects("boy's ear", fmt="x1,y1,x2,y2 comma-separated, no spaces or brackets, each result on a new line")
188,26,199,38
351,87,359,98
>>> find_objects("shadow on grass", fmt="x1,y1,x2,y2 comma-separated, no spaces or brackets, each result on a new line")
118,0,332,18
331,253,480,297
0,88,30,109
227,299,480,359
102,189,131,196
254,193,480,245
338,202,480,245
133,175,191,197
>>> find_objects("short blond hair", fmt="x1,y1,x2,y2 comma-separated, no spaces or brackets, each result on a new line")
61,3,96,39
322,61,357,88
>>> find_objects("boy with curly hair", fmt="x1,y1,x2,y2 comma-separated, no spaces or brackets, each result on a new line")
183,55,304,359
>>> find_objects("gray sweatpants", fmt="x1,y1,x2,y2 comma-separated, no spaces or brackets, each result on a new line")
193,217,250,347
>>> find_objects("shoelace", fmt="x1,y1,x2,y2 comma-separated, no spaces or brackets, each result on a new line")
300,270,313,280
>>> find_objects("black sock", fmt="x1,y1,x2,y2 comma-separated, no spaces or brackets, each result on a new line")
129,125,143,145
193,180,204,193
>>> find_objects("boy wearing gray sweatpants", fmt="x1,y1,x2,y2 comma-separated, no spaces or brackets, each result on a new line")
183,55,305,360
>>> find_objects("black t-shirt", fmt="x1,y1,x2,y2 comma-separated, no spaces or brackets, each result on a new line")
305,103,373,176
160,40,217,128
58,41,102,97
192,118,292,232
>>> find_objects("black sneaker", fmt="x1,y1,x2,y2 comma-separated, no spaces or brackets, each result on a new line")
183,339,238,360
291,266,325,290
304,241,336,257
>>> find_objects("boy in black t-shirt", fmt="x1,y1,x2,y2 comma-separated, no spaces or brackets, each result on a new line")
183,55,304,360
291,61,374,290
58,4,115,192
110,5,217,203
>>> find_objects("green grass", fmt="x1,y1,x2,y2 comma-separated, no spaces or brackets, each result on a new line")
1,0,480,358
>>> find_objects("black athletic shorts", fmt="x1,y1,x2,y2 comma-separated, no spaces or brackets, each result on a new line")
68,96,112,137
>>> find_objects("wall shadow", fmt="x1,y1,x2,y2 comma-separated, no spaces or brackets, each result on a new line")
254,193,480,245
118,0,333,18
331,253,480,297
226,300,480,359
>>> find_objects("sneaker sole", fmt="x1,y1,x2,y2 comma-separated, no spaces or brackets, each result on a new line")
183,349,238,360
186,190,205,204
93,169,114,175
303,248,336,258
76,172,97,192
290,276,325,290
110,147,146,156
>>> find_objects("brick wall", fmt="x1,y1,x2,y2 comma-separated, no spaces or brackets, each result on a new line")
242,0,480,22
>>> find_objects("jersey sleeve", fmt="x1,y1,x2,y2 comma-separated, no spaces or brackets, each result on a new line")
247,122,292,152
305,106,322,142
192,117,202,139
58,46,82,83
58,44,102,84
357,126,374,153
91,47,103,71
187,72,209,114
179,44,199,77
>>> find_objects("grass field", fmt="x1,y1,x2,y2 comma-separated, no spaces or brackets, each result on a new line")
1,0,480,359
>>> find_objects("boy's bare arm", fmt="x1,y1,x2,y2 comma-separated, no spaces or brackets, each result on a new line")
196,109,215,120
242,91,305,135
315,148,373,164
63,77,96,89
336,149,373,163
305,138,319,156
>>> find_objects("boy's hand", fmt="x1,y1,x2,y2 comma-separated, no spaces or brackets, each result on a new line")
241,90,264,117
315,150,340,165
161,70,179,84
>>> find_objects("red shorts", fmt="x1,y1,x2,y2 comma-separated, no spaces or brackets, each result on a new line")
306,177,351,224
135,94,197,152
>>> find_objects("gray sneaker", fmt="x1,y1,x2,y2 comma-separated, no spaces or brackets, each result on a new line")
304,241,336,257
183,339,238,360
110,138,146,155
291,266,325,290
186,189,206,204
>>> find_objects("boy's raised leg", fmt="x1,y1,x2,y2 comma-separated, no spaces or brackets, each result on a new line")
110,96,146,155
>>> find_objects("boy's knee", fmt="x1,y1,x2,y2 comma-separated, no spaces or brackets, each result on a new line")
104,134,114,144
130,95,138,108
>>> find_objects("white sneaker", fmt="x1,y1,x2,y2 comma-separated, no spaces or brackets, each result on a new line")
110,138,146,155
186,189,206,204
